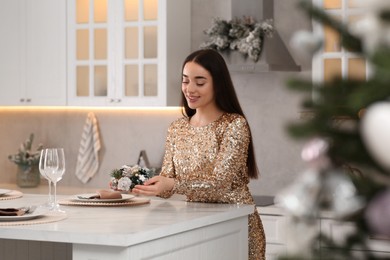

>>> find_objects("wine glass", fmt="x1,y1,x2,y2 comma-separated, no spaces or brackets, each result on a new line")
44,148,65,212
39,149,54,209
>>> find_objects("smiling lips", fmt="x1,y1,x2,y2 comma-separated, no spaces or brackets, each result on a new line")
187,95,199,103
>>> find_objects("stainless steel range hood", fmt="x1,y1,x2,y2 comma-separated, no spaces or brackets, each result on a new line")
224,0,301,72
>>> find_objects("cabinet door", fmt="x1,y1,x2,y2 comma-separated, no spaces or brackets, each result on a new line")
67,0,190,107
67,0,161,106
321,219,390,256
0,0,66,106
24,0,67,106
0,1,24,105
67,0,111,106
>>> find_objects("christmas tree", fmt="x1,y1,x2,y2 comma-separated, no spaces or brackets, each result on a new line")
276,0,390,259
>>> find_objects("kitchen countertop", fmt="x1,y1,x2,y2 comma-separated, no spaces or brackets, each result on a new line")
0,193,254,247
1,183,284,216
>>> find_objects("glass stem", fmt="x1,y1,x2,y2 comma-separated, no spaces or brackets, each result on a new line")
53,182,57,209
48,180,53,205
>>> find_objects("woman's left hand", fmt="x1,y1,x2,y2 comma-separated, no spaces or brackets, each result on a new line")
132,176,174,196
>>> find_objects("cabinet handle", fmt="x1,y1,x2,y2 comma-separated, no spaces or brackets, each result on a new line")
20,98,25,102
26,98,31,102
116,99,121,103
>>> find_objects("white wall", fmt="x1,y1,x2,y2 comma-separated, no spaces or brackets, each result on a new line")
0,0,312,196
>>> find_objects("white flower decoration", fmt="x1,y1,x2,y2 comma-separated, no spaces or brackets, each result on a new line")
117,177,132,191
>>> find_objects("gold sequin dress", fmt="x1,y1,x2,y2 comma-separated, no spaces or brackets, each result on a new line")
159,113,266,260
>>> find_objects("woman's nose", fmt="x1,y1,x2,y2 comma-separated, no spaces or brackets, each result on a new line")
186,82,195,93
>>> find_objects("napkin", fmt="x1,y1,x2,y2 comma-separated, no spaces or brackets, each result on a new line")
0,208,26,216
97,189,122,199
83,190,122,200
75,112,101,184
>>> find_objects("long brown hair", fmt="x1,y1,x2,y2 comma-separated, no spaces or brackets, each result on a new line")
180,49,259,179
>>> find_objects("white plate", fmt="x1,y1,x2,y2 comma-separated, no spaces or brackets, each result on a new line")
0,189,11,196
0,207,49,221
75,193,135,203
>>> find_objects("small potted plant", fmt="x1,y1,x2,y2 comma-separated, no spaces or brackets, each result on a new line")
8,133,43,187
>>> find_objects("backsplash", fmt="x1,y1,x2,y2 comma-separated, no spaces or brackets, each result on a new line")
0,108,181,189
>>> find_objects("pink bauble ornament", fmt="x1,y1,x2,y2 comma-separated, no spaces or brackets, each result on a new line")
365,189,390,237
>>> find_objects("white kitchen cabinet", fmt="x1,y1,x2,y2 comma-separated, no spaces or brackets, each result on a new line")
259,206,390,259
67,0,190,107
260,213,288,260
0,0,66,106
0,194,252,260
257,207,287,260
321,218,390,258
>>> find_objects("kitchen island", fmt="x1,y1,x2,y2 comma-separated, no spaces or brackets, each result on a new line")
0,193,253,260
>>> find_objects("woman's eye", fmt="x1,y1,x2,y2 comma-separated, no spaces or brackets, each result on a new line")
182,81,189,84
196,83,205,86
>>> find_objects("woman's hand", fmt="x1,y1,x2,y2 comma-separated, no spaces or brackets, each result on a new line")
132,176,174,196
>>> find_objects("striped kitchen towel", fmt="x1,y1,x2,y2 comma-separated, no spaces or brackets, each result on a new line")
75,112,101,184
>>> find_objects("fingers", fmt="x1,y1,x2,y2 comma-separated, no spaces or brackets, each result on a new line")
143,176,160,186
132,184,158,196
132,189,156,196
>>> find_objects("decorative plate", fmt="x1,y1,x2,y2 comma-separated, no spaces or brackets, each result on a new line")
0,207,49,221
0,189,11,196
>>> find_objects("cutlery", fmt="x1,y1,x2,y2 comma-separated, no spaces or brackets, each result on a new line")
77,194,100,200
19,206,37,215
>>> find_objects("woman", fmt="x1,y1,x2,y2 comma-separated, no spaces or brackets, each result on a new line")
132,49,266,259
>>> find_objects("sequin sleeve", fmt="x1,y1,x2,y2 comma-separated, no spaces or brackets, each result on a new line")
158,121,177,198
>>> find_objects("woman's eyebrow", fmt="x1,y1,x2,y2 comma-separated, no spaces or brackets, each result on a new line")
182,74,207,80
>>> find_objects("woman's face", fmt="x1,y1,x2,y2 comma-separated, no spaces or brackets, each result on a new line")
182,61,216,111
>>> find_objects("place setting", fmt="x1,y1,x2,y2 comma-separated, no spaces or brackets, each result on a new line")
0,148,68,226
0,188,23,200
59,164,152,207
59,189,150,207
0,205,48,222
0,204,67,226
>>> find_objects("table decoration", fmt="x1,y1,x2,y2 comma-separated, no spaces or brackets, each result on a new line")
109,165,153,192
8,133,43,188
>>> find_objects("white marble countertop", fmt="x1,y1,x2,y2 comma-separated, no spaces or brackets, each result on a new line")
256,204,284,215
0,193,254,247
